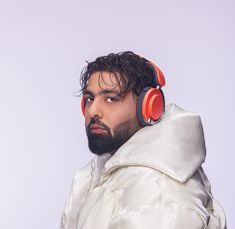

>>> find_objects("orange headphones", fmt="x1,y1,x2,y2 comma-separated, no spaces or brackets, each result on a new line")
81,57,165,126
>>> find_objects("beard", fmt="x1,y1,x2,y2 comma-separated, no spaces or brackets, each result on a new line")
86,117,142,156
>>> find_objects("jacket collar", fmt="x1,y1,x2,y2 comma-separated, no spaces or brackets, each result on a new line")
102,103,206,183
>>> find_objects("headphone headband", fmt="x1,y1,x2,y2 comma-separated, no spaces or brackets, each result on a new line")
147,61,166,87
139,55,165,88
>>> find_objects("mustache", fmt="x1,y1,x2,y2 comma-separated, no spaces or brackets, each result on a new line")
87,118,110,131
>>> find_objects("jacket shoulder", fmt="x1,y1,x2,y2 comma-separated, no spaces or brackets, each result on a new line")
105,165,210,225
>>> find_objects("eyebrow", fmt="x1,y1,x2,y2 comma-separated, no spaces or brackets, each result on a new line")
83,89,122,96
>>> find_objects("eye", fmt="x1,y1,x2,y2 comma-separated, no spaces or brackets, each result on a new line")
106,97,118,103
84,96,93,103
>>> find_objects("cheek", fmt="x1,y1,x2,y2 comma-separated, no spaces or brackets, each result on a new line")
106,104,137,132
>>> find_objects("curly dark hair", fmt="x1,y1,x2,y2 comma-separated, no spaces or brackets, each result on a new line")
79,51,157,97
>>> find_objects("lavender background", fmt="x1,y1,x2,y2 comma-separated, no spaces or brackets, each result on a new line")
0,0,234,228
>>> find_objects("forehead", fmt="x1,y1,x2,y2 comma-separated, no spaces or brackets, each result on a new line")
86,71,122,92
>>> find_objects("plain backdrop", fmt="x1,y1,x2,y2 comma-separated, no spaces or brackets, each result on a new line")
0,0,234,228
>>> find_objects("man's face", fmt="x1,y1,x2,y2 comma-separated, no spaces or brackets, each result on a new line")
83,71,142,156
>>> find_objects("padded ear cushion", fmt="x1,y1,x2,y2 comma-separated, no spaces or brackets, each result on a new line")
137,87,165,126
81,96,85,116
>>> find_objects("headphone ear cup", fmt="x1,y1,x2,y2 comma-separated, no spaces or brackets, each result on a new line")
137,87,165,126
81,96,85,116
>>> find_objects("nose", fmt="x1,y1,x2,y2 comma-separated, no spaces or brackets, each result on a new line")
85,99,103,119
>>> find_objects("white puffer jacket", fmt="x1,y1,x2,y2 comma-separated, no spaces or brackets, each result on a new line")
60,103,226,229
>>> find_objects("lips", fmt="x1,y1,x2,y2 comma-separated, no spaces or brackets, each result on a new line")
90,125,107,134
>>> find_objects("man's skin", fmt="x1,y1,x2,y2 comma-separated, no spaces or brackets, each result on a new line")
83,71,142,155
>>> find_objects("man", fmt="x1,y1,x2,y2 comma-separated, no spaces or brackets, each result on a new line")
60,51,226,229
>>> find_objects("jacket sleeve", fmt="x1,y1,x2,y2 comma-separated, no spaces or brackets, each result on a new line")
109,204,206,229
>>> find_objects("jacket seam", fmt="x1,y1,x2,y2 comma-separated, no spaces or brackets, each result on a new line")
103,163,185,183
110,202,207,228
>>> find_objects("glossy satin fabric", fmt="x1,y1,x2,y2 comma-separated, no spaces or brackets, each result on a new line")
60,103,226,229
